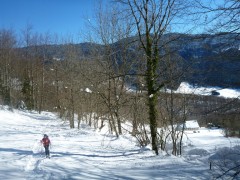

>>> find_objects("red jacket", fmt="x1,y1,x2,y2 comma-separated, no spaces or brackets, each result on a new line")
41,137,50,146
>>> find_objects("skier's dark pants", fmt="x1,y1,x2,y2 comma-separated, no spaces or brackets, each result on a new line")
44,145,50,156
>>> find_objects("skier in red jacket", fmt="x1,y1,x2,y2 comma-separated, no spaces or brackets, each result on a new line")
41,134,51,158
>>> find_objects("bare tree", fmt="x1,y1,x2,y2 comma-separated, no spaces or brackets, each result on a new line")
60,41,81,128
0,29,17,106
36,33,52,113
20,24,36,110
194,0,240,33
119,0,184,155
87,2,135,137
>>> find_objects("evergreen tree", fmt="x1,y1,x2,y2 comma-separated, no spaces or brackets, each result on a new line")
22,73,33,110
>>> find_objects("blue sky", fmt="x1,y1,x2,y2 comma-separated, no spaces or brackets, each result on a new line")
0,0,228,41
0,0,98,39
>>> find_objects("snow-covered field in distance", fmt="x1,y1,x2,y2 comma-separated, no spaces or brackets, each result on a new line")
0,106,239,180
127,82,240,99
173,82,240,99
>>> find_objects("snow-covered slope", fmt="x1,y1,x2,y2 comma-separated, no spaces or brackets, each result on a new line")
0,106,239,179
173,82,240,99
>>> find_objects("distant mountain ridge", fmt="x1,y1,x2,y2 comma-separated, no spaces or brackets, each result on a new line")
174,33,240,88
20,33,240,89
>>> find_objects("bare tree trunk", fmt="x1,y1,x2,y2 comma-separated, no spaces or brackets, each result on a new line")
38,56,44,114
115,111,122,135
70,88,75,128
123,0,177,155
132,95,138,136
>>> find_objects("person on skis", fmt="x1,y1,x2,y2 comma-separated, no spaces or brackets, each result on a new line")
41,134,51,158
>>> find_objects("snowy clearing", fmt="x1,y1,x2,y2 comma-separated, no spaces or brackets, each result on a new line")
0,106,239,180
173,82,240,99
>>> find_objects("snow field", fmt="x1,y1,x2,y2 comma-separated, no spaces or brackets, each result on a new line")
0,107,239,179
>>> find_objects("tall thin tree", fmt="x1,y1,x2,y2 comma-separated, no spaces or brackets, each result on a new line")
121,0,180,155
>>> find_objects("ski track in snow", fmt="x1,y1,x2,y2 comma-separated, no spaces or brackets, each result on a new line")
0,109,58,180
24,112,62,180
